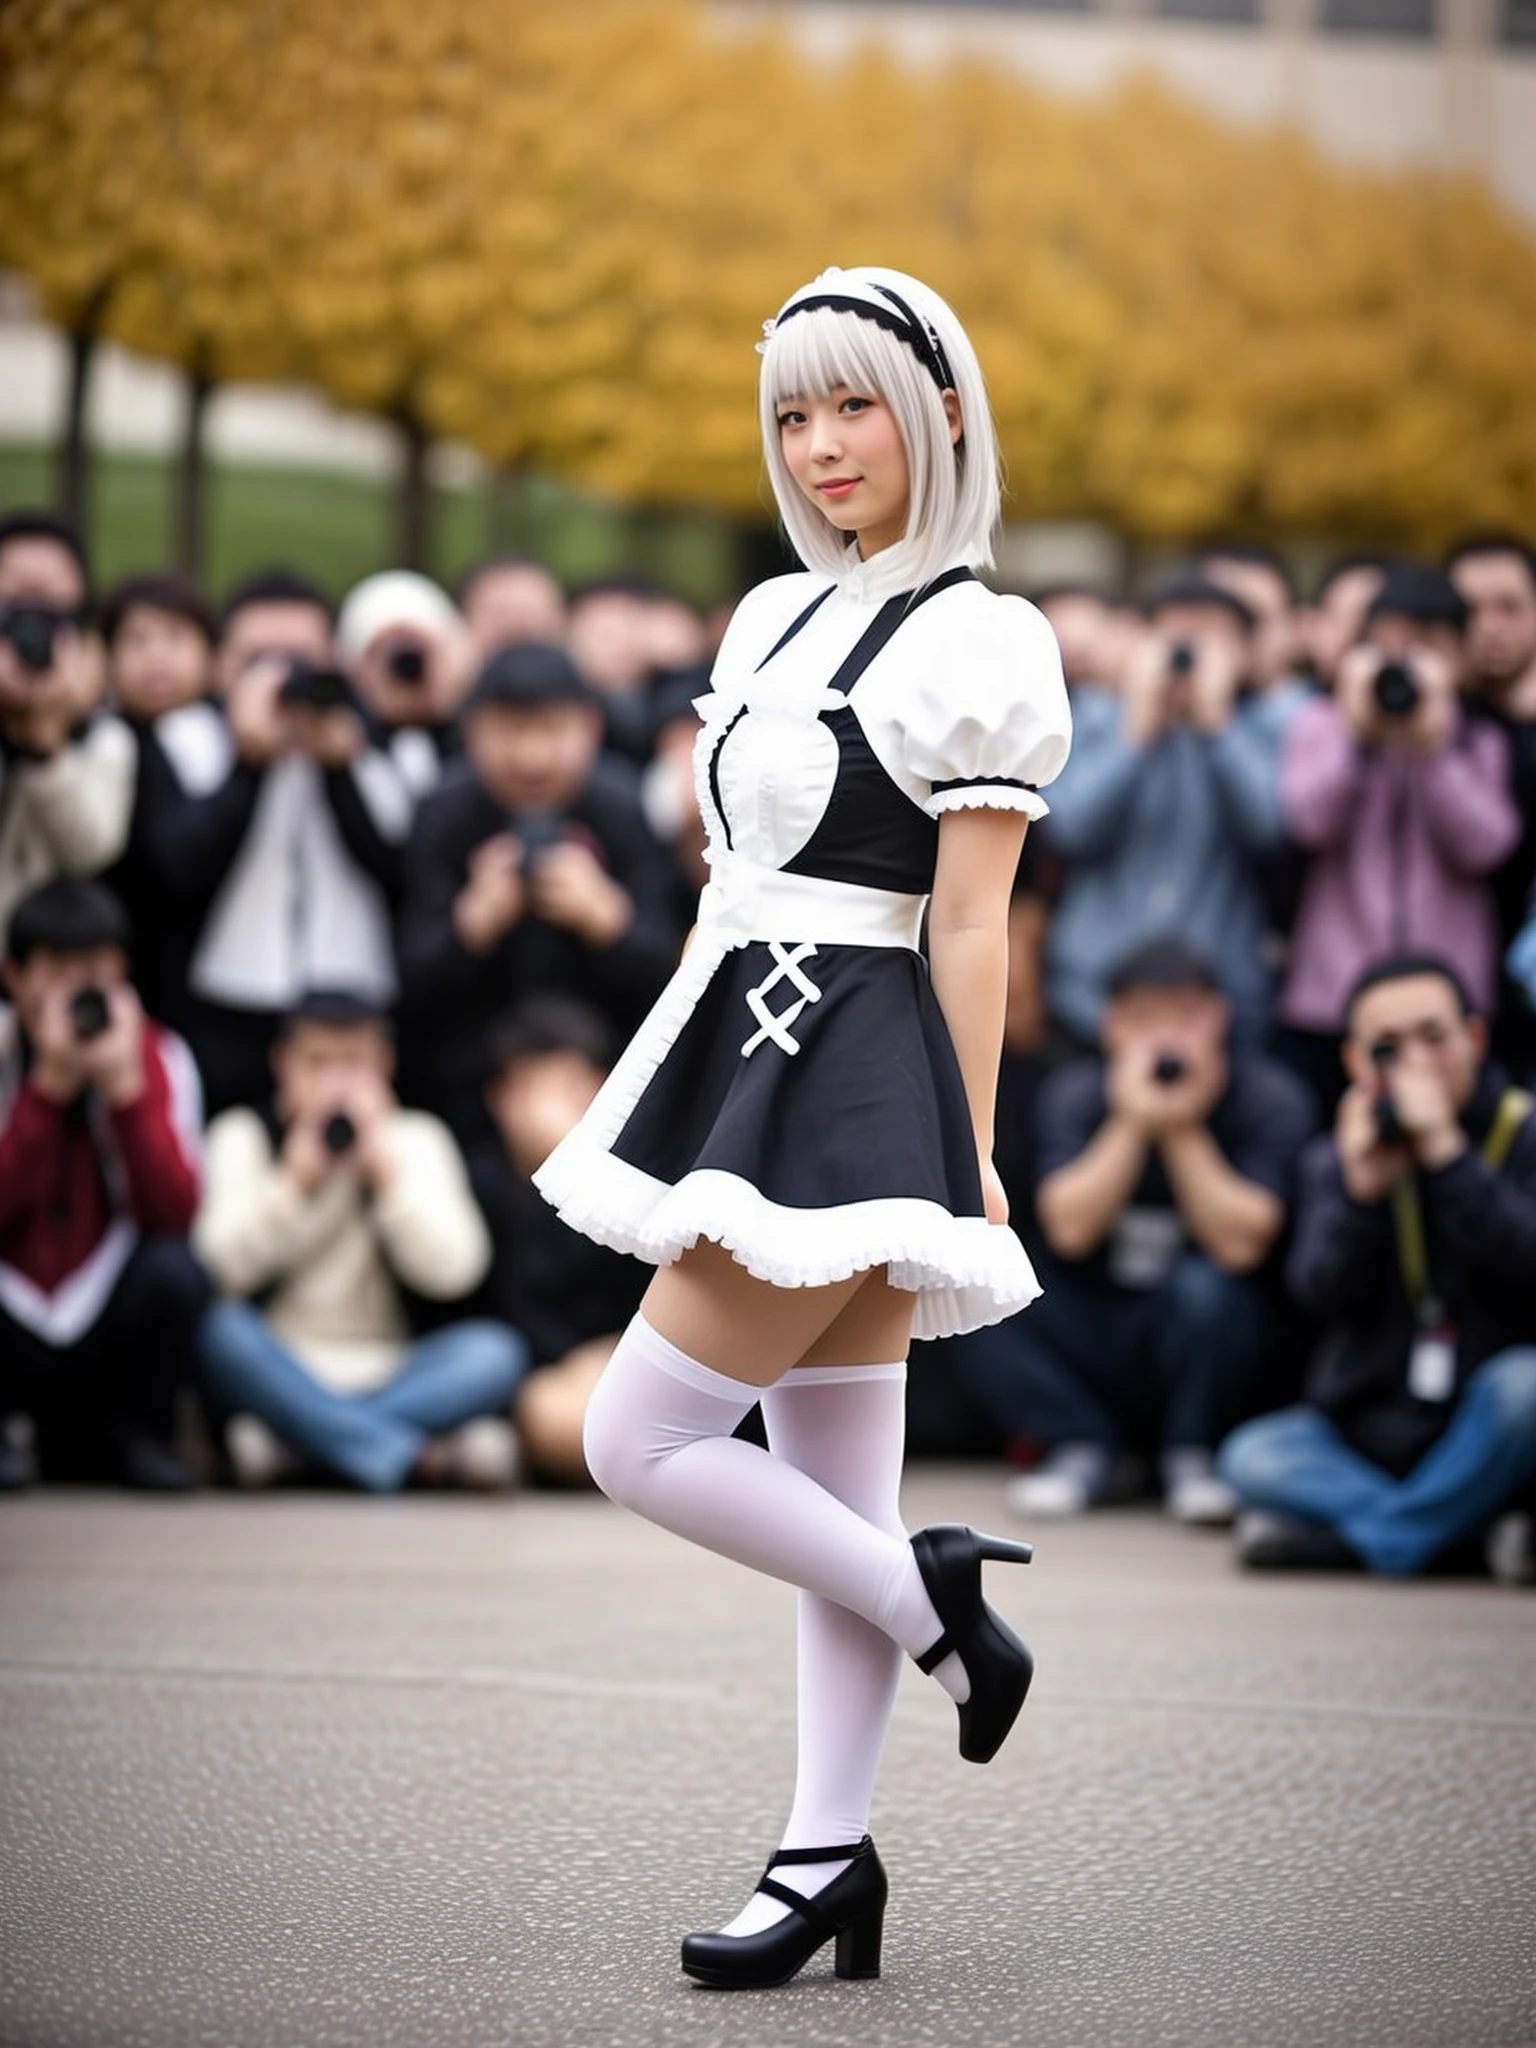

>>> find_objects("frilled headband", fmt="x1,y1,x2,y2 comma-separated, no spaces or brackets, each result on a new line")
764,283,956,394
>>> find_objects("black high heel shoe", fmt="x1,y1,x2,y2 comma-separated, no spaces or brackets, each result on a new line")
911,1522,1035,1765
680,1836,888,1990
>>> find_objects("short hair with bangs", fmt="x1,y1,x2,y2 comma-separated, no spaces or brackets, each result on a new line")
758,268,1002,601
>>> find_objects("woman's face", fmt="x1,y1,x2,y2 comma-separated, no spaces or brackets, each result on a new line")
776,385,911,560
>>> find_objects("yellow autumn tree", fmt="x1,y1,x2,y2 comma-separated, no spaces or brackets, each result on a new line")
2,0,1535,554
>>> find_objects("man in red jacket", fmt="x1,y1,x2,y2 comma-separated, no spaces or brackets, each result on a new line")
0,878,206,1488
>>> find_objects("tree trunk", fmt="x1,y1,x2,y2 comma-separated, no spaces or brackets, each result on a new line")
397,405,430,571
56,280,113,534
175,354,213,580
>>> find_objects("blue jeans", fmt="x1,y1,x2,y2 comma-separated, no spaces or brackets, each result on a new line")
1219,1348,1536,1575
952,1253,1272,1454
200,1303,529,1492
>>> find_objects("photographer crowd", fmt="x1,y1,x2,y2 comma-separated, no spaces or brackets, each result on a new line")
1,500,1534,1586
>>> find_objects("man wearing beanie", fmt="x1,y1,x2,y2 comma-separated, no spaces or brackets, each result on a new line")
335,570,473,802
395,641,684,1149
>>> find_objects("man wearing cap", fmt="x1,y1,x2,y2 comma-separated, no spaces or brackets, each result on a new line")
978,934,1315,1523
395,641,684,1148
1043,569,1297,1053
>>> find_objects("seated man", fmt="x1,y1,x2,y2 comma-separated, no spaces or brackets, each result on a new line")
195,992,527,1491
468,997,648,1483
395,640,683,1148
1222,957,1536,1582
1005,935,1314,1523
0,879,204,1489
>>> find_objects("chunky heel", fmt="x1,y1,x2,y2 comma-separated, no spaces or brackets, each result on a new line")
681,1836,889,1990
911,1522,1038,1765
835,1908,884,1980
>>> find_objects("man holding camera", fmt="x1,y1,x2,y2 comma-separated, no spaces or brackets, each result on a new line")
0,878,205,1490
335,570,472,799
1222,957,1536,1582
1043,569,1294,1050
195,991,527,1490
0,511,135,949
986,936,1314,1522
395,641,683,1148
146,569,409,1117
1276,564,1519,1107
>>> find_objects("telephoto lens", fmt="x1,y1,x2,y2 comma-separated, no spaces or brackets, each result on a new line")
1167,642,1197,679
1153,1053,1186,1085
321,1110,357,1156
1373,659,1420,718
69,987,111,1041
385,643,427,684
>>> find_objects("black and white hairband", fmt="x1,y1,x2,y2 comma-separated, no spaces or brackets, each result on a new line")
761,284,956,393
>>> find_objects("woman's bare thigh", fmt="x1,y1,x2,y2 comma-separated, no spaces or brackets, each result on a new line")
642,1240,917,1389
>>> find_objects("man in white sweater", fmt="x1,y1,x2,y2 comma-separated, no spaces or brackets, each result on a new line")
195,992,527,1489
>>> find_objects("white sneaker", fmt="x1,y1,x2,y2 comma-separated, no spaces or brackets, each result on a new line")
226,1414,297,1489
1007,1443,1115,1519
1161,1448,1237,1527
1485,1511,1536,1587
431,1416,523,1492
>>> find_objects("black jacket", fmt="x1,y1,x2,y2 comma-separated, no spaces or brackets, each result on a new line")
394,755,684,1140
1288,1068,1536,1459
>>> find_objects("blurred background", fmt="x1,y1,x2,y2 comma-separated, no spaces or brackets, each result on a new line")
2,0,1533,599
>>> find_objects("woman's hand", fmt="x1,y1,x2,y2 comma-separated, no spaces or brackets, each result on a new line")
981,1157,1010,1225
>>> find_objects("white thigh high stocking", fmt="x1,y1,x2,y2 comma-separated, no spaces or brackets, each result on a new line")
707,1360,910,1938
582,1317,962,1682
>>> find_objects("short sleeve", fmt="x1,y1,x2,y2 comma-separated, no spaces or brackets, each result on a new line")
899,594,1072,821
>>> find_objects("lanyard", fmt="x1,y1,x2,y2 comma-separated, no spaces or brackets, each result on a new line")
1390,1087,1532,1320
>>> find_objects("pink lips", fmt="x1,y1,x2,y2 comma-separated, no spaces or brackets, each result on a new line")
818,479,859,500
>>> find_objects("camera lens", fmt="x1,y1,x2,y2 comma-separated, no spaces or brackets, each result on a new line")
386,644,427,684
1153,1053,1186,1085
322,1111,357,1156
1373,660,1420,718
1167,643,1196,679
69,987,111,1041
1,603,65,675
1375,1095,1405,1147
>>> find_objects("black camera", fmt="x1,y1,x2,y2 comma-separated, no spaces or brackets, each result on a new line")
0,602,73,675
1373,659,1420,719
277,658,353,714
321,1110,357,1156
514,812,568,873
385,643,427,685
69,986,111,1041
1153,1053,1186,1085
1167,642,1197,680
1369,1039,1404,1144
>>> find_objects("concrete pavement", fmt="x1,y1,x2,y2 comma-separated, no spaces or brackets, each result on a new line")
2,1474,1533,2048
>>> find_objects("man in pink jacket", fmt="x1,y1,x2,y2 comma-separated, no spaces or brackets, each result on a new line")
1275,564,1520,1112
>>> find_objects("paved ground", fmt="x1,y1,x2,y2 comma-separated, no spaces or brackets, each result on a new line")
1,1473,1533,2048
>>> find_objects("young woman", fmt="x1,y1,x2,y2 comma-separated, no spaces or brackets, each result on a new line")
534,264,1072,1989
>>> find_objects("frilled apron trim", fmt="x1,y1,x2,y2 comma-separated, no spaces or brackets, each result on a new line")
532,1148,1040,1341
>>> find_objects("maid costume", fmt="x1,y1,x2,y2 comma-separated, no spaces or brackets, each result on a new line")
533,555,1072,1340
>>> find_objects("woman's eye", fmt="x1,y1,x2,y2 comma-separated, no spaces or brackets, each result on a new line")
841,396,872,414
777,411,804,429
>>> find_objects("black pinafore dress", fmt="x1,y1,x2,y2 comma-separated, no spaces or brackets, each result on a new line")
533,568,1046,1339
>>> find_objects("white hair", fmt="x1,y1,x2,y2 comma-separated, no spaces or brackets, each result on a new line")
758,266,1002,602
